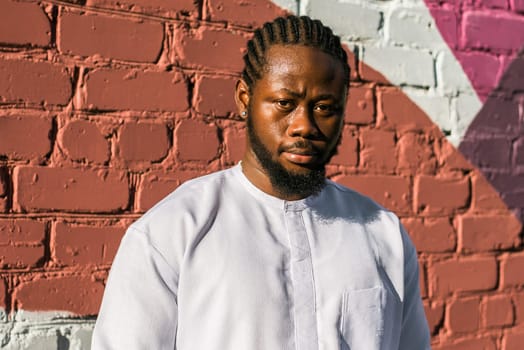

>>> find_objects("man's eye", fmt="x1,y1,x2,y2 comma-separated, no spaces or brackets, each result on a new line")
276,100,294,109
314,104,334,113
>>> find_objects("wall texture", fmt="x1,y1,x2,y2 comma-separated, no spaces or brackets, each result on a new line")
0,0,522,349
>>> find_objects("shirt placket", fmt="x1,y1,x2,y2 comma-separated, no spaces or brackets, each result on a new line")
285,205,318,350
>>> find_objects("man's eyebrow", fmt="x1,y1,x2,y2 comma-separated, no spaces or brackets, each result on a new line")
277,89,338,101
278,88,304,98
315,94,338,101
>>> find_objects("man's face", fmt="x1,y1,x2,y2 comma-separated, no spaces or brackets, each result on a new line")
240,44,347,198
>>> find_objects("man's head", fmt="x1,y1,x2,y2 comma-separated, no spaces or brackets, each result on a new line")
235,16,349,200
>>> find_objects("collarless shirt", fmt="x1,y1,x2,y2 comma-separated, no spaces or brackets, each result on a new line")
92,164,431,350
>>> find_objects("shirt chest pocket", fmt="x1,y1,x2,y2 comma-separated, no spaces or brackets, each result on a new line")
339,286,401,350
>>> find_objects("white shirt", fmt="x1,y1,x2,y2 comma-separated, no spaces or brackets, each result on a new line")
92,164,431,350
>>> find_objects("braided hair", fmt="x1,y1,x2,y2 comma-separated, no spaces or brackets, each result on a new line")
242,15,350,91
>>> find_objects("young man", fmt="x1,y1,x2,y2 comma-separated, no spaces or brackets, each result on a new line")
92,16,431,350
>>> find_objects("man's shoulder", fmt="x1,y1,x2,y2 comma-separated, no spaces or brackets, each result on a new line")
133,167,235,227
322,179,391,214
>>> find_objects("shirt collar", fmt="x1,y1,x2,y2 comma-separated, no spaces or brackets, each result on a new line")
232,163,323,211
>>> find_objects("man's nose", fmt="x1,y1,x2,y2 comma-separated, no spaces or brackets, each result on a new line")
287,107,319,138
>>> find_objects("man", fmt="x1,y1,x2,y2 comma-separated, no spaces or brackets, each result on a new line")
92,15,431,350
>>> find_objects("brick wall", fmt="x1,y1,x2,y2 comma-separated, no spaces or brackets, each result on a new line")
0,0,522,349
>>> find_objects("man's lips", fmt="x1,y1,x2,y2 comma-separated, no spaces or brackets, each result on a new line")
281,148,319,165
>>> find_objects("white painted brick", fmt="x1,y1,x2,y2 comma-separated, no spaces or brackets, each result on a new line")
4,332,58,350
436,51,475,94
1,312,96,350
69,327,93,350
454,92,482,142
362,45,435,87
302,0,382,40
402,88,453,132
271,0,298,14
386,6,447,50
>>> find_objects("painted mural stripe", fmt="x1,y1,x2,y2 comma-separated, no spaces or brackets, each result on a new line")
291,0,483,146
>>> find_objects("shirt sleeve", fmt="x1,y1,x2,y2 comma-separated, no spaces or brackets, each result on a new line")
398,225,431,350
92,226,179,350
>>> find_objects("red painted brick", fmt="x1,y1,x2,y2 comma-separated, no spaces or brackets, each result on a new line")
396,132,437,175
59,120,109,164
208,0,286,27
512,0,524,12
13,275,104,315
483,294,514,328
118,122,169,162
175,120,219,162
85,69,188,112
505,330,524,350
0,167,7,197
402,217,456,253
458,214,521,252
0,0,50,46
13,166,129,212
344,47,359,82
463,10,524,52
0,198,6,213
331,127,358,167
224,125,246,164
0,219,46,245
176,27,247,72
446,297,480,333
436,140,474,172
87,0,197,17
0,245,44,268
194,76,237,116
513,292,524,324
0,59,72,105
424,300,444,335
430,257,497,295
360,129,396,173
0,115,52,160
414,175,470,215
345,85,375,125
58,11,163,62
433,336,496,350
359,58,389,85
471,172,508,211
0,278,5,310
53,222,124,266
501,253,524,288
137,169,201,211
420,261,427,298
377,88,434,132
336,175,411,215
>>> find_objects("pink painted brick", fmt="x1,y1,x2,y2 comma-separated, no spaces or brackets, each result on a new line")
429,7,458,48
455,52,501,91
463,10,524,52
512,0,524,12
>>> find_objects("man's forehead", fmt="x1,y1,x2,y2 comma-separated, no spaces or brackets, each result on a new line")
261,45,344,83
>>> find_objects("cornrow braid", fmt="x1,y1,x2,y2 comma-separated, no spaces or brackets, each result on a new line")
242,15,350,91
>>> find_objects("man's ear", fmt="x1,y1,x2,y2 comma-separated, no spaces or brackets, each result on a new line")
235,79,250,119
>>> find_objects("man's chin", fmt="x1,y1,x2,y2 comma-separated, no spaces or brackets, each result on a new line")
265,161,326,198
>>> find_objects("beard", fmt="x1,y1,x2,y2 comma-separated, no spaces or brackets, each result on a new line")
246,115,331,199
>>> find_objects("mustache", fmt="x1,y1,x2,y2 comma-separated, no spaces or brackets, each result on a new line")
279,140,321,154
